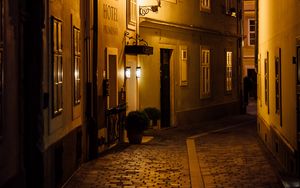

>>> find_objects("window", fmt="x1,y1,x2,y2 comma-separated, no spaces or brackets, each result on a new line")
258,54,262,107
51,17,63,116
200,0,211,12
275,49,281,114
180,46,188,86
248,19,255,46
200,48,211,98
225,0,234,15
127,0,136,30
73,27,81,105
226,51,233,92
264,52,269,113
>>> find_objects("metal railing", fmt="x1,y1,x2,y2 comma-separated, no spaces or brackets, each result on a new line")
105,103,126,146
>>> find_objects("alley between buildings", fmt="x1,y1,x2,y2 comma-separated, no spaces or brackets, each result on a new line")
64,106,283,188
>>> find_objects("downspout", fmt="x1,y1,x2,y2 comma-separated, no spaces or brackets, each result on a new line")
87,0,98,160
238,0,244,114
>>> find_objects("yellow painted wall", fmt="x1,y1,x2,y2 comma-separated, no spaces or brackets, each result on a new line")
258,0,300,149
45,0,83,149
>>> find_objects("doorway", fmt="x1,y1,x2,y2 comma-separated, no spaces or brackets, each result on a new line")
160,49,172,128
247,68,257,99
108,54,117,108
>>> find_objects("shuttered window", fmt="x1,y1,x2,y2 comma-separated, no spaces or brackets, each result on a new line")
200,48,211,98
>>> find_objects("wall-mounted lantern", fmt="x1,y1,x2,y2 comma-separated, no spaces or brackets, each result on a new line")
136,67,141,78
125,67,131,78
139,0,161,16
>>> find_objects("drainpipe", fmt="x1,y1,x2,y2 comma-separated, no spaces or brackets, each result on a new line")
237,0,244,114
87,0,98,160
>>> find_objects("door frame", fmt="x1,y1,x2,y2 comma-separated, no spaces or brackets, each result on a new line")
106,47,118,109
159,44,176,127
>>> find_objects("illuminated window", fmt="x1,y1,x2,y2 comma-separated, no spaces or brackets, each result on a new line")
200,0,211,12
226,51,233,92
73,27,81,105
127,0,136,30
51,17,63,116
264,52,269,113
200,48,211,98
275,49,281,114
180,46,188,86
248,19,255,46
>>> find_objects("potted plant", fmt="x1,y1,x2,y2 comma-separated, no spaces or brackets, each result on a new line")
143,107,161,128
125,111,149,144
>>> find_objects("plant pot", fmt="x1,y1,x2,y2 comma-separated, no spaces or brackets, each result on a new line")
127,130,143,144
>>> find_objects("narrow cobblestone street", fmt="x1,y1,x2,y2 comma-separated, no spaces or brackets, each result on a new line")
64,114,283,188
195,121,280,187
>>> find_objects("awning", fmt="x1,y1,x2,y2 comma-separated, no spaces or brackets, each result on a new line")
125,45,153,55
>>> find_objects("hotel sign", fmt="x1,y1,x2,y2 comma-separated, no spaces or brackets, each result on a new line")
103,3,119,35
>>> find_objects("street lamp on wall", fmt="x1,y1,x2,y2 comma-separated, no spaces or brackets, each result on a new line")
136,67,141,78
139,0,161,16
125,67,131,79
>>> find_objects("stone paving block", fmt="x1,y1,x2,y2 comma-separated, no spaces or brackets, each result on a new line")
64,115,282,188
196,123,282,188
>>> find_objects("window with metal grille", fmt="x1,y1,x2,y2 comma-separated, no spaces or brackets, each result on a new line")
200,48,211,98
52,17,63,116
226,51,233,92
73,27,80,105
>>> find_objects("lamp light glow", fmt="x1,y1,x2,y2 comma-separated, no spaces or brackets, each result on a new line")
125,67,131,78
136,67,141,78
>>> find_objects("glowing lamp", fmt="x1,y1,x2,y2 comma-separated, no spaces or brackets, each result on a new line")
136,67,141,78
125,67,131,78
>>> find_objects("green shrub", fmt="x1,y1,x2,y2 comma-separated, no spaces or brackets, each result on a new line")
143,107,161,121
125,111,149,132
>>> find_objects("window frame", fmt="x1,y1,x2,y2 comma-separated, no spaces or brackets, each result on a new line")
73,26,81,105
127,0,137,30
200,0,211,13
225,51,233,93
51,16,63,117
275,48,281,116
248,19,256,46
264,52,269,114
179,45,188,86
200,47,211,98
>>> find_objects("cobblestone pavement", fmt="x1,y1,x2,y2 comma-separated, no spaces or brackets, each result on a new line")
64,135,191,188
64,115,283,188
195,121,282,188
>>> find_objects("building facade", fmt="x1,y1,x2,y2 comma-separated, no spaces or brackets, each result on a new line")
257,0,300,177
0,0,244,187
242,0,256,101
138,0,243,127
0,0,132,187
